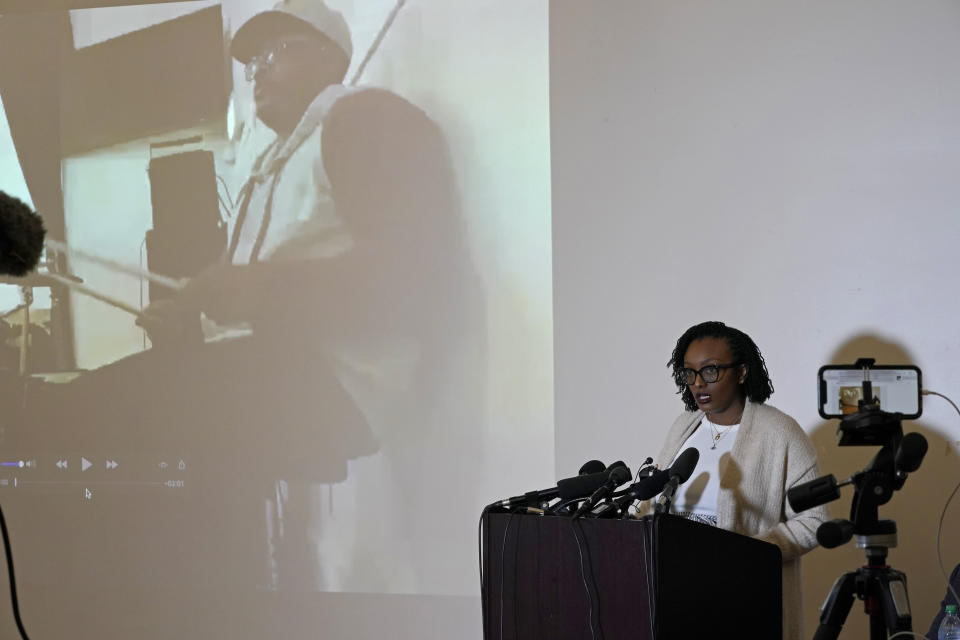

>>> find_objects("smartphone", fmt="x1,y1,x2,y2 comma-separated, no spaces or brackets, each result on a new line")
818,364,922,420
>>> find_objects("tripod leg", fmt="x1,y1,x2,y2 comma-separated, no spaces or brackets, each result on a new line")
813,572,857,640
877,570,912,635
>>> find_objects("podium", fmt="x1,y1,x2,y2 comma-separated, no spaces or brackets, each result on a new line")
481,512,782,639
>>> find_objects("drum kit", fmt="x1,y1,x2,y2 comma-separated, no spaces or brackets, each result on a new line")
2,236,185,375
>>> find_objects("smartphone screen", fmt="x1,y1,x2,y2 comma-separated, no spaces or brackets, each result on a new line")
818,364,922,420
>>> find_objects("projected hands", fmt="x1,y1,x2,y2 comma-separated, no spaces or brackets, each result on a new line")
136,263,265,345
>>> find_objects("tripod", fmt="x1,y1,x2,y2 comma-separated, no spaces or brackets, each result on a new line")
814,520,912,640
789,361,930,640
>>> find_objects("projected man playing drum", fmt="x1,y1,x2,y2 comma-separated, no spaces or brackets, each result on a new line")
32,0,481,593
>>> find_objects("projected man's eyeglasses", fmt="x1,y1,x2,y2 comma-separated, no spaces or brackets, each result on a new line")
681,362,740,385
244,39,328,81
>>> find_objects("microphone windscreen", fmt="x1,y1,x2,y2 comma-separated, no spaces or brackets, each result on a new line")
578,459,606,475
630,469,670,500
556,463,631,501
669,447,700,484
608,465,632,486
557,469,611,501
0,190,45,276
895,432,928,473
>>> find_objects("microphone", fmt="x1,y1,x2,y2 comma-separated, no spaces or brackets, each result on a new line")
572,463,632,519
492,486,559,509
556,460,627,502
636,457,655,479
618,468,671,503
492,460,614,508
0,190,46,276
579,459,606,475
654,447,700,515
597,452,696,518
588,468,671,519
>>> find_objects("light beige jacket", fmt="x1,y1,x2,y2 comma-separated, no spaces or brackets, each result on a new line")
652,399,828,640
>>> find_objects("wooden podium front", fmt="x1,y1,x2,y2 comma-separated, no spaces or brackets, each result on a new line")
481,512,782,639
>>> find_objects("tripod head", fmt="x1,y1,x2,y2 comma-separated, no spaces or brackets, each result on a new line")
788,359,928,549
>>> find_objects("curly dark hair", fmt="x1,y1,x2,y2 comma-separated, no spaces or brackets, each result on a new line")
668,321,774,412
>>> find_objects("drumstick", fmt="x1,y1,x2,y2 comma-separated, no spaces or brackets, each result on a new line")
349,0,406,86
44,238,186,291
43,271,144,318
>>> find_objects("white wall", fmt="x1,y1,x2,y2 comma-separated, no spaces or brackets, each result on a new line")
551,1,960,636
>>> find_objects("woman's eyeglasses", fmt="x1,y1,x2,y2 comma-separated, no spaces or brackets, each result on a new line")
680,363,741,385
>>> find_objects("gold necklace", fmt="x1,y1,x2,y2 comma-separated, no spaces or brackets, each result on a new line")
709,421,735,450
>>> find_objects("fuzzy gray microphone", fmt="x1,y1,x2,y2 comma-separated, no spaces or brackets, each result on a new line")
0,190,46,276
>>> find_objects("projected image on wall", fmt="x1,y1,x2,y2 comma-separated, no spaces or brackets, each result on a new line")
0,1,550,633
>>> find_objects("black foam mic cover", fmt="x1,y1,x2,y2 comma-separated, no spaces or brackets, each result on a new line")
607,465,632,487
630,469,671,500
0,190,45,276
670,447,700,483
578,459,606,475
557,462,627,501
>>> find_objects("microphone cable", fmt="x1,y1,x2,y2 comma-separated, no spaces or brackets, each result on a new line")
570,519,604,640
0,504,29,639
923,389,960,610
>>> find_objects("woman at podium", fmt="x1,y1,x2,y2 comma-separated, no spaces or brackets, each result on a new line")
650,320,828,640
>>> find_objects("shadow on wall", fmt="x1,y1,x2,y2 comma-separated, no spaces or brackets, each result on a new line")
801,334,960,639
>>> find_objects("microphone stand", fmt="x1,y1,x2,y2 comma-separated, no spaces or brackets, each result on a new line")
653,477,680,515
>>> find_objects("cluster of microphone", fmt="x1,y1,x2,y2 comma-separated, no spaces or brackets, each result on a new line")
491,448,700,520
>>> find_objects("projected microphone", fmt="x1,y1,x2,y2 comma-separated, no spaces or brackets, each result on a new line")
572,463,632,519
654,447,699,515
0,190,46,276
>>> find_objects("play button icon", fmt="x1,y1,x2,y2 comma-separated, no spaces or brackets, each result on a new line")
81,457,92,472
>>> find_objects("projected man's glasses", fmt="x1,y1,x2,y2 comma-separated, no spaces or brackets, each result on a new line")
244,39,328,82
245,45,282,81
681,363,740,385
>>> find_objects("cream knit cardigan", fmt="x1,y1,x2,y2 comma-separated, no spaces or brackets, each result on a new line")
652,399,828,640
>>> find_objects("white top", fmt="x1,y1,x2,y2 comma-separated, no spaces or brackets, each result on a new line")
652,401,828,640
670,415,739,526
229,84,356,266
